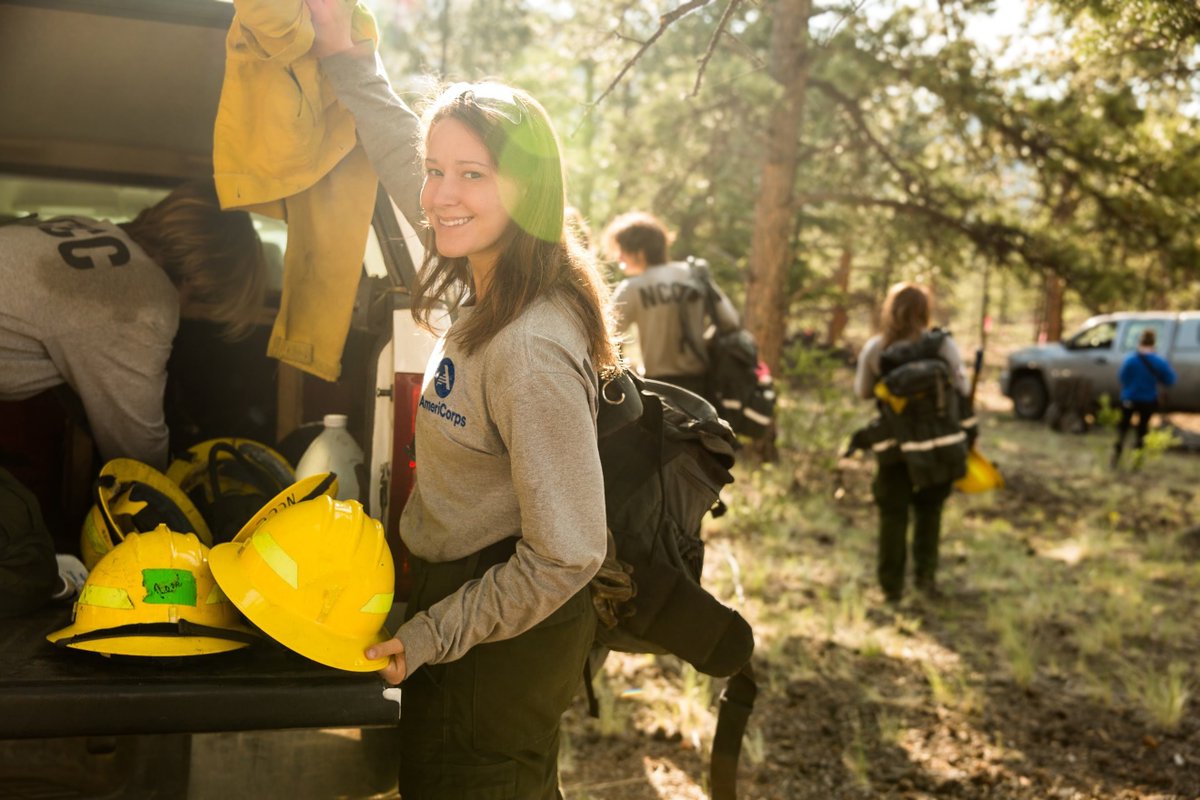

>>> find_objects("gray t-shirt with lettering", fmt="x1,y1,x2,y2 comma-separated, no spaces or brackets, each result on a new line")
610,262,740,378
0,216,176,468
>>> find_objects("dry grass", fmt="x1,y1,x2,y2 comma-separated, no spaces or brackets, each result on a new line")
562,332,1200,799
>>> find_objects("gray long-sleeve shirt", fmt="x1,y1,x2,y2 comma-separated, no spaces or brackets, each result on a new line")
321,50,606,675
320,47,425,233
0,216,176,469
610,262,740,378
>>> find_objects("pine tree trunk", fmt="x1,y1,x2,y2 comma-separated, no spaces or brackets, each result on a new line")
1042,271,1064,342
825,246,852,345
744,0,811,373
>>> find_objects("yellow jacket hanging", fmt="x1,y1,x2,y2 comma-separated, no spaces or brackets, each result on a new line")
213,0,379,381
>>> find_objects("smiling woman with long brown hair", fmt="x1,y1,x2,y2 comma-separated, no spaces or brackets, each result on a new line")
306,0,618,795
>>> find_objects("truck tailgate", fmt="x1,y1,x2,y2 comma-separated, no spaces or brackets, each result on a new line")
1,605,397,739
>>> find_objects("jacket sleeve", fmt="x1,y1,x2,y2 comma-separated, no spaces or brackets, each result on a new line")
854,336,882,400
1119,355,1136,387
938,336,971,396
711,282,741,333
1157,355,1178,386
44,324,173,470
319,47,425,233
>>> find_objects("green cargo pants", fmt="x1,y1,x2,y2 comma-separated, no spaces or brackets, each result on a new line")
872,461,951,601
397,538,596,799
0,467,58,616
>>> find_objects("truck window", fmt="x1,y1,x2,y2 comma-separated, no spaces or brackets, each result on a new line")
1175,319,1200,351
1119,319,1169,351
1067,321,1116,350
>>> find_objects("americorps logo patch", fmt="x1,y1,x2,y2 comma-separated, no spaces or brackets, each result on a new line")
420,357,467,428
434,357,455,398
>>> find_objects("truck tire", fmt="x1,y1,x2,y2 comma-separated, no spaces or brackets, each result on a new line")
1011,374,1048,420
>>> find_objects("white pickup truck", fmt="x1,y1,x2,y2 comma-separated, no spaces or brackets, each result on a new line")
1000,312,1200,420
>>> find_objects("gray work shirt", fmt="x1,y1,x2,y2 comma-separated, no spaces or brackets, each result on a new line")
0,216,176,468
610,262,740,378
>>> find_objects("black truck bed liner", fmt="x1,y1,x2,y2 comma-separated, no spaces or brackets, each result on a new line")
1,605,398,739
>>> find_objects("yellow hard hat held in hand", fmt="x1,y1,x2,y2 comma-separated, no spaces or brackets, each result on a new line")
208,494,394,672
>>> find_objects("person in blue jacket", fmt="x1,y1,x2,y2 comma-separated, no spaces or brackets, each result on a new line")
1112,327,1177,466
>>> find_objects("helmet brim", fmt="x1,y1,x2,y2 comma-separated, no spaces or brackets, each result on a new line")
47,622,254,656
208,541,391,672
231,473,340,544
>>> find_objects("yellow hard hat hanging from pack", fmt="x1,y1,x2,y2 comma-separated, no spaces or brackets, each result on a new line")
166,438,295,545
955,447,1004,494
49,526,257,656
80,459,213,571
209,495,394,672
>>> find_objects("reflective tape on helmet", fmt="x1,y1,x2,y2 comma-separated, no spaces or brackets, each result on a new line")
360,593,393,614
252,531,298,588
79,584,134,610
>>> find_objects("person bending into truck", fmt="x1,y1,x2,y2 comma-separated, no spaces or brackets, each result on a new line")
1112,327,1177,467
308,0,616,795
0,180,265,614
603,211,740,400
854,283,970,603
0,180,266,471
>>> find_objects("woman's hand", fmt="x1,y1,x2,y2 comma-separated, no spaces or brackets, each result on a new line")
306,0,356,58
367,637,407,684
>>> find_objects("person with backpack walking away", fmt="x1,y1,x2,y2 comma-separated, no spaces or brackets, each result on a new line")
853,283,972,604
307,1,617,795
602,211,740,399
1112,327,1177,468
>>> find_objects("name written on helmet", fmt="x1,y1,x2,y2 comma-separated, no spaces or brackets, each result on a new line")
419,395,468,428
142,568,198,605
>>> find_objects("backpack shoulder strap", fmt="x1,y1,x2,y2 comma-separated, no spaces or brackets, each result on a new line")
710,662,757,800
678,259,713,365
1137,352,1167,384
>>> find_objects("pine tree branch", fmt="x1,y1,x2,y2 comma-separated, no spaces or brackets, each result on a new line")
692,0,742,96
594,0,716,108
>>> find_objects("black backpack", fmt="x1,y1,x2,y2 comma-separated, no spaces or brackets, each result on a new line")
873,330,970,488
681,258,776,439
588,369,756,800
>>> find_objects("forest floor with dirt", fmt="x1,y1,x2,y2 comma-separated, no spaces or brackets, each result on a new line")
558,363,1200,800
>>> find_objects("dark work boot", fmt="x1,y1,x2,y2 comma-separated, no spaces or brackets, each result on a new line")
915,575,942,600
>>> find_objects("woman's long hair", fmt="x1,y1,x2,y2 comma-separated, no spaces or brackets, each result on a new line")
880,282,931,347
409,82,619,373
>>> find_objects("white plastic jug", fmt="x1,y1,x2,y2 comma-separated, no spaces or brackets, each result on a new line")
294,414,364,503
